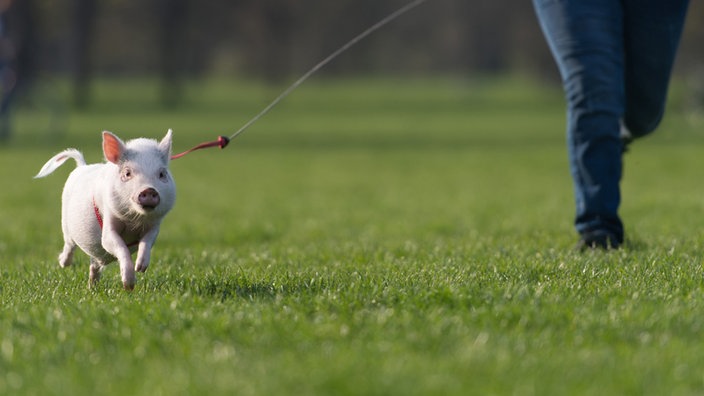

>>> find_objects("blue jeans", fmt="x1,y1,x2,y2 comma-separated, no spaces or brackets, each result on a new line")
533,0,689,242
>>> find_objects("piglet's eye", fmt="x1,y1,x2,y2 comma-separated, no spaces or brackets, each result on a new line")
159,169,168,181
121,167,133,181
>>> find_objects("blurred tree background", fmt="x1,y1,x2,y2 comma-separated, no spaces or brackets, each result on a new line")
0,0,702,138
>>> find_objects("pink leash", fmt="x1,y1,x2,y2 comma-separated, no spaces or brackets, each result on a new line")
170,135,230,160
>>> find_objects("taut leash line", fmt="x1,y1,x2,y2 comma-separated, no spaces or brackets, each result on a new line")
171,0,429,160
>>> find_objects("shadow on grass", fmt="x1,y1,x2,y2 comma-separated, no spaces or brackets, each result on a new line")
174,273,335,303
193,278,279,302
622,237,650,251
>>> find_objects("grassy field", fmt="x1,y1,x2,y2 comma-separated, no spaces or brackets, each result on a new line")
1,76,704,395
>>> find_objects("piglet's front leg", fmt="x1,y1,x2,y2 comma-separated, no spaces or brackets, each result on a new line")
101,220,136,290
135,224,161,273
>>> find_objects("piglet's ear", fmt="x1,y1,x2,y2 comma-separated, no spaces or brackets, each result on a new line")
159,129,173,161
102,131,125,164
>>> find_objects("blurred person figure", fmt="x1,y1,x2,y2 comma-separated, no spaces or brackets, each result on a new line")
532,0,690,249
0,0,16,140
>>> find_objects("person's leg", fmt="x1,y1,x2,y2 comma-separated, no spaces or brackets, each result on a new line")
622,0,689,138
533,0,626,246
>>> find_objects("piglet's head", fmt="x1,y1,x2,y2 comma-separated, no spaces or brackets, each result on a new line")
103,130,176,219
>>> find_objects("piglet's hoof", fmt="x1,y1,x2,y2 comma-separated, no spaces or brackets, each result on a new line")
123,282,135,291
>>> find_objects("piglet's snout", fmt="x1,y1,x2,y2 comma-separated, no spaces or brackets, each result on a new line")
137,188,160,209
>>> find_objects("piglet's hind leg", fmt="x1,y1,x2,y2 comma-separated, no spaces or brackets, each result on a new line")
58,240,76,268
88,258,103,288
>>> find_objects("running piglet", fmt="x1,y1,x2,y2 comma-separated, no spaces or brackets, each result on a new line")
34,130,176,290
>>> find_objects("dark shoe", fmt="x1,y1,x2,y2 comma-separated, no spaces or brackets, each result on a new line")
576,230,622,251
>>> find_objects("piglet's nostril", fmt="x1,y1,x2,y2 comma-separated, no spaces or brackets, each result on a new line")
138,188,160,208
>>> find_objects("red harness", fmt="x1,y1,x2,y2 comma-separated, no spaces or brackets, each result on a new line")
93,197,139,248
93,197,104,228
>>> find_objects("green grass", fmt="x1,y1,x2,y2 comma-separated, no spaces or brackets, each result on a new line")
2,76,704,395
